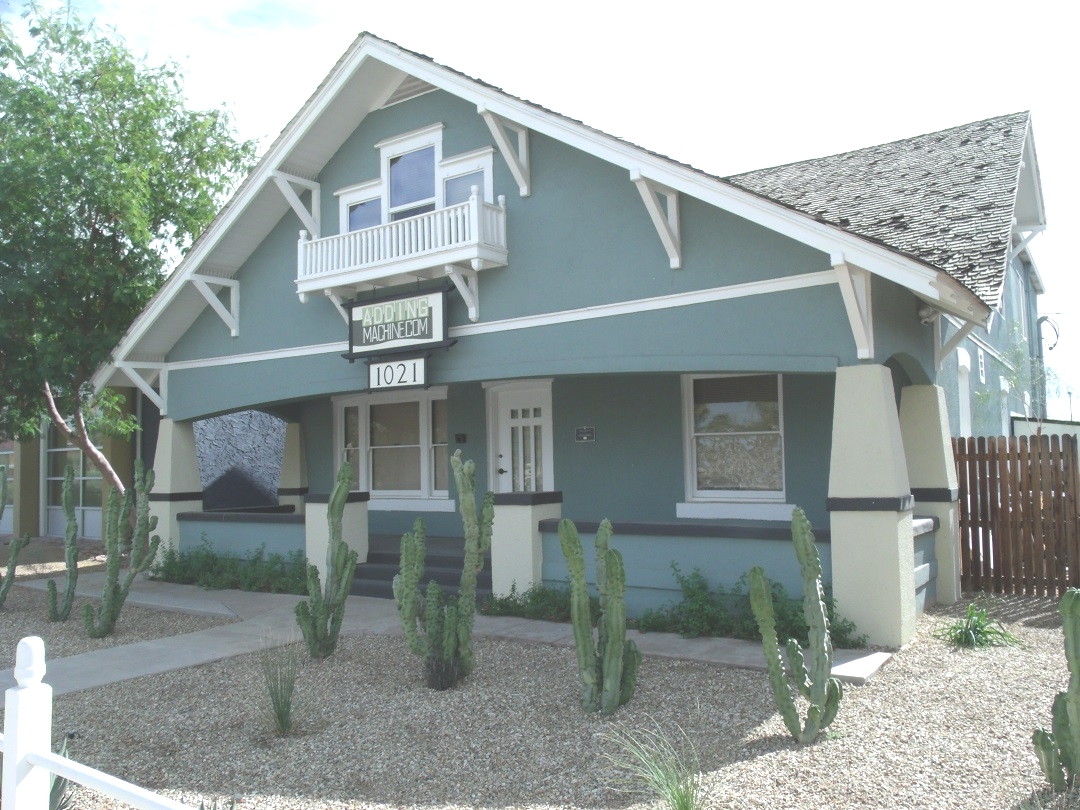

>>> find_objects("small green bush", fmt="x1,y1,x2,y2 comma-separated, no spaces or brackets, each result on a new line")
479,581,600,624
151,540,307,594
261,642,300,735
935,598,1018,648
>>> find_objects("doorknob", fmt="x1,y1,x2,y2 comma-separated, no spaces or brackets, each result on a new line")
498,468,507,474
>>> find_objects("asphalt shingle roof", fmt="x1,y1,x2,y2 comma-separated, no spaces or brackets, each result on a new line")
724,112,1031,309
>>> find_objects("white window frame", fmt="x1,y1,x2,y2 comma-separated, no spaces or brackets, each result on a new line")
334,124,494,233
677,374,795,521
333,386,453,511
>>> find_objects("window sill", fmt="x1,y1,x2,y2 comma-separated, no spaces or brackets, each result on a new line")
368,497,456,513
676,501,798,521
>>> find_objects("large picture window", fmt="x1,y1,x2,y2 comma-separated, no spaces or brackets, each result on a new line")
336,388,448,505
684,374,785,502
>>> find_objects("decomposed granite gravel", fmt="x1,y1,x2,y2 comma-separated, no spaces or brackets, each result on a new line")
0,585,1073,810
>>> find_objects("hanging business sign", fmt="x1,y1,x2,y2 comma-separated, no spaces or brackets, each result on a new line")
344,287,450,359
369,356,427,390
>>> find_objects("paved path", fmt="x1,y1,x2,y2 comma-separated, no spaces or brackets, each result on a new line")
2,573,891,695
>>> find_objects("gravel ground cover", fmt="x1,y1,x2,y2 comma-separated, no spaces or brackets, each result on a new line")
0,591,1072,809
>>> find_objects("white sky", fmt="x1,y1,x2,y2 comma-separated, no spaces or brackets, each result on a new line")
4,0,1077,419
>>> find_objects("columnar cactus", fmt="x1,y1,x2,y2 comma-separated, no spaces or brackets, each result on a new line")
559,518,641,715
0,464,30,609
295,463,358,659
748,507,843,744
1033,588,1080,790
393,450,493,689
47,465,80,621
83,460,162,638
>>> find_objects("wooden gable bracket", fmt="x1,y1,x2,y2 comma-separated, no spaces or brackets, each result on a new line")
114,360,167,415
271,170,321,235
832,254,874,360
933,316,978,371
326,290,351,325
1009,225,1045,261
445,264,479,322
478,106,530,197
189,274,240,337
631,170,681,269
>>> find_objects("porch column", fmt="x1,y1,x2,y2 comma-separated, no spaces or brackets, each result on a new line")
491,492,562,596
12,438,40,538
304,492,369,584
278,423,308,514
899,384,962,604
828,364,915,648
147,418,202,554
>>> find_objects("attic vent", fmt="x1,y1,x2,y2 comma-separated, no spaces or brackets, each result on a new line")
383,76,437,107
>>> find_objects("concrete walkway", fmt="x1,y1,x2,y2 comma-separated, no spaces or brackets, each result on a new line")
2,573,892,695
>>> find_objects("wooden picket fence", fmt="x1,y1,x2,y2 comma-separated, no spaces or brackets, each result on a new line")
954,434,1080,597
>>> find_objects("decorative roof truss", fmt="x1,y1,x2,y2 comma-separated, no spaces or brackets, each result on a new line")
631,171,681,269
478,106,530,197
833,255,874,360
114,360,167,414
272,170,321,236
189,274,240,337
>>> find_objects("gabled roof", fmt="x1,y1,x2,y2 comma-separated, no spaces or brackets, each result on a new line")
97,33,1036,394
725,112,1042,309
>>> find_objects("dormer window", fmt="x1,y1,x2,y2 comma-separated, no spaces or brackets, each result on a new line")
336,123,494,234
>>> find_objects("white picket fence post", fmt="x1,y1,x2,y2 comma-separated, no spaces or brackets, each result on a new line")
1,637,192,810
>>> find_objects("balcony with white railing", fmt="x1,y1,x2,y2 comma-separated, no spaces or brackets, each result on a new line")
296,192,508,298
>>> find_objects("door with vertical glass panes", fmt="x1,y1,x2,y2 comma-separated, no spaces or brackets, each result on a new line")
493,384,553,494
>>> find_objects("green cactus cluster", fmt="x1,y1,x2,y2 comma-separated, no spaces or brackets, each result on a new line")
83,460,162,638
0,463,30,609
559,518,641,715
393,450,493,690
295,463,358,659
748,507,843,744
1033,588,1080,790
47,465,81,621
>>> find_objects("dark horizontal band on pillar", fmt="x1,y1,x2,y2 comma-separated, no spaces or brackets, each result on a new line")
304,491,370,504
148,492,204,502
910,487,959,503
827,494,914,512
277,487,309,497
493,491,564,506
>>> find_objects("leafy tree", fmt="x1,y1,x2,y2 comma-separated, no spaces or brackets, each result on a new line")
0,5,257,493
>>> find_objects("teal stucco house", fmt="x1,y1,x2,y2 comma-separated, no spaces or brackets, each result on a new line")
91,35,1048,648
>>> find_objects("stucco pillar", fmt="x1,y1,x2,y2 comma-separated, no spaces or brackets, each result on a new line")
491,492,562,596
12,438,40,538
304,492,369,585
828,364,916,648
148,418,203,554
899,384,962,604
278,423,308,514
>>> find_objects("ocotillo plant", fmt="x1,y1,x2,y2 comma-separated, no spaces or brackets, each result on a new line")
47,465,81,621
748,507,843,744
83,461,162,638
295,463,358,659
393,450,493,689
560,518,641,715
0,464,30,608
1033,588,1080,790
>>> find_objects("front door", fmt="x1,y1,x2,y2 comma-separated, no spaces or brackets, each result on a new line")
489,381,554,494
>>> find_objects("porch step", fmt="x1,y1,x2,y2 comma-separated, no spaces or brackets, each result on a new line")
351,533,492,601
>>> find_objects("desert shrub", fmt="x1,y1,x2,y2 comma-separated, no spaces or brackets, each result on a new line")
479,581,599,624
935,597,1018,649
151,540,306,594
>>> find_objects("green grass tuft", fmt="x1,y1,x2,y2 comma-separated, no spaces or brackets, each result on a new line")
601,721,703,810
935,598,1019,648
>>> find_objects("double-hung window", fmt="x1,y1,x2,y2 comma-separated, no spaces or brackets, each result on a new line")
336,388,450,509
336,123,494,233
678,374,792,520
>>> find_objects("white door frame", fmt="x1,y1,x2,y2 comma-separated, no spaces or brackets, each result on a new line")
484,379,554,493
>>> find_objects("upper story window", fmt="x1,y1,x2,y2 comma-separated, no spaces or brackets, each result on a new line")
683,374,785,502
336,123,494,234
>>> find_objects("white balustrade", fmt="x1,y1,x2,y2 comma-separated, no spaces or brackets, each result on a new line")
2,637,189,810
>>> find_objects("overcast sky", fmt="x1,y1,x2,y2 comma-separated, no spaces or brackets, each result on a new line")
4,0,1077,419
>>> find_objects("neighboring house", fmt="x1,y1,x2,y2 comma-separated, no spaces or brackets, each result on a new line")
81,34,1047,647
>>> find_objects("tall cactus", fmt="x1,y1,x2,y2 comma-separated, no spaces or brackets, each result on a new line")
560,518,641,715
47,465,80,621
1033,588,1080,790
393,450,493,689
295,463,358,659
748,507,843,744
0,464,30,609
83,461,162,638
